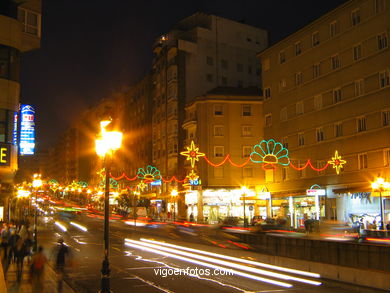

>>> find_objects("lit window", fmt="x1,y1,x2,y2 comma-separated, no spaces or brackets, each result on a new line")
354,79,364,96
333,88,342,103
353,44,361,61
335,123,343,137
214,146,224,157
213,125,224,137
242,105,252,116
242,146,252,158
351,9,361,26
357,116,367,132
379,70,390,88
312,32,320,47
214,104,223,116
358,153,367,169
384,148,390,166
295,42,301,56
378,33,388,50
242,125,253,137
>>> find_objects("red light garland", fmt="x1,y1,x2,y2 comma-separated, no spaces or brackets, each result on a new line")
289,160,330,171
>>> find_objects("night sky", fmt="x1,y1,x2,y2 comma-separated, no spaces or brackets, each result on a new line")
20,0,348,150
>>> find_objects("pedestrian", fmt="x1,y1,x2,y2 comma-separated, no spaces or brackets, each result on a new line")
30,246,47,293
386,221,390,231
1,223,10,261
15,237,26,282
189,212,194,222
52,237,71,293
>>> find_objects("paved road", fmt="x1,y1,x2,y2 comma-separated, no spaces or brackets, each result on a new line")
35,213,384,293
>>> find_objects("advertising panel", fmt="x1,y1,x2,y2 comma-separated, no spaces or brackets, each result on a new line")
19,105,35,155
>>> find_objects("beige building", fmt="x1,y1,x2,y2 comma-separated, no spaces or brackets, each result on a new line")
182,88,264,223
258,0,390,227
152,13,268,194
0,0,41,220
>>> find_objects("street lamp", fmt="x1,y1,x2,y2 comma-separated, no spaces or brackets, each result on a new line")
95,119,122,293
371,176,390,230
32,174,42,252
171,189,178,221
241,186,248,227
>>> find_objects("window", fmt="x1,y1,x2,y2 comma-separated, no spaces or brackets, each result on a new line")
221,76,227,86
379,70,390,88
213,125,224,136
358,153,368,169
298,133,305,146
295,42,301,56
265,114,272,127
357,116,367,132
374,0,385,13
242,125,253,137
351,9,361,26
214,168,224,178
243,167,253,178
280,107,287,121
382,110,390,126
279,79,286,90
355,79,364,96
264,87,271,100
214,146,224,157
206,74,213,82
263,58,270,71
335,122,343,137
378,33,388,50
313,63,320,78
353,44,361,61
221,59,228,69
242,105,252,116
295,72,303,85
331,55,340,69
282,137,288,149
237,63,243,72
314,95,322,110
312,32,320,47
214,104,223,116
298,161,306,178
316,128,324,142
282,167,288,181
242,146,252,158
384,149,390,166
317,161,326,175
0,45,20,81
0,109,14,143
296,101,304,115
206,56,213,65
333,88,342,103
17,8,41,37
279,51,286,64
330,21,339,37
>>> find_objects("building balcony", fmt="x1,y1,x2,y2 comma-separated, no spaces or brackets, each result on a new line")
182,117,197,128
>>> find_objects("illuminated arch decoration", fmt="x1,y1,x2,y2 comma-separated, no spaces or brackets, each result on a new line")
180,140,205,168
250,139,290,170
137,165,161,183
328,150,347,174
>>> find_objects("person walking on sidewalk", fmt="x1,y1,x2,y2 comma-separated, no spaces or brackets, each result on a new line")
52,237,71,293
30,245,47,293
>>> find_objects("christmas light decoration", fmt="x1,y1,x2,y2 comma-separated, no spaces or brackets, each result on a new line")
137,181,147,191
289,160,329,172
180,140,205,168
250,139,290,169
137,165,161,182
186,169,201,185
327,150,346,174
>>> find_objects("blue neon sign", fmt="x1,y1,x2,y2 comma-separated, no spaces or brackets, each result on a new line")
19,105,35,155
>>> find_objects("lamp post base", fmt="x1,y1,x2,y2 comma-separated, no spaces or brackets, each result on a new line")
99,257,111,293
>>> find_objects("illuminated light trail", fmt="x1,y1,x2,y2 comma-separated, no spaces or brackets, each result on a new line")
125,239,321,286
124,241,293,288
54,221,67,232
140,238,320,279
70,221,88,232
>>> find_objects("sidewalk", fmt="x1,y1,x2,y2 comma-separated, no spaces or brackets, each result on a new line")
3,259,75,293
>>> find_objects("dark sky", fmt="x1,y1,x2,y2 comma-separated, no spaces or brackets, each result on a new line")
20,0,349,150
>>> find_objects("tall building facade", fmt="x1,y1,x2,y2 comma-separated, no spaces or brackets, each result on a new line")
0,0,41,220
152,13,268,192
258,0,390,227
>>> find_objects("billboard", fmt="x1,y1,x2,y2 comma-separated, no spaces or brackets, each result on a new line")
19,104,35,155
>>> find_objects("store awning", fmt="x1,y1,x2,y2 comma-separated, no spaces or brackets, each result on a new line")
270,190,306,199
332,185,371,194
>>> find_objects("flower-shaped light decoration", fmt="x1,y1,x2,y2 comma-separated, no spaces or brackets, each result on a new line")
180,140,205,168
328,150,347,174
250,139,290,170
137,165,162,183
48,179,59,192
99,178,118,189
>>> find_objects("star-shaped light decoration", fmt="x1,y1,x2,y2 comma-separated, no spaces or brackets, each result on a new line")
180,140,205,168
97,168,105,180
137,181,147,191
186,169,201,185
328,150,347,174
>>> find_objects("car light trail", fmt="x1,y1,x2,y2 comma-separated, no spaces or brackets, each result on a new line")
140,238,320,279
70,221,88,232
124,241,293,288
125,239,321,286
54,221,67,232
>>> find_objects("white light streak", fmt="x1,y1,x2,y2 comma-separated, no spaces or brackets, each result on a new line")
54,221,67,232
70,221,88,232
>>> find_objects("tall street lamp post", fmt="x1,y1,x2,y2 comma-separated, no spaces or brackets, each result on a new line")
32,174,42,252
241,186,248,227
95,119,122,293
372,177,390,230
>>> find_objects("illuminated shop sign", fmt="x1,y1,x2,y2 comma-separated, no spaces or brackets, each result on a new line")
19,105,35,155
306,189,326,196
13,112,18,145
0,143,11,166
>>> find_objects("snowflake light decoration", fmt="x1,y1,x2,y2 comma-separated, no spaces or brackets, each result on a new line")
328,150,346,174
180,140,205,168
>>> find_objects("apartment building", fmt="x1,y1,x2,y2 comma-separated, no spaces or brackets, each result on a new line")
258,0,390,227
0,0,41,220
152,13,268,195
